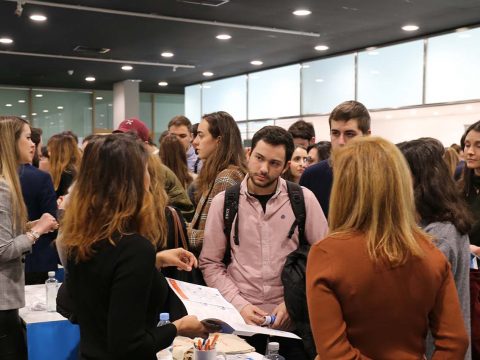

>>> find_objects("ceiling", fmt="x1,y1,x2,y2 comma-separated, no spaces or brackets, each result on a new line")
0,0,479,94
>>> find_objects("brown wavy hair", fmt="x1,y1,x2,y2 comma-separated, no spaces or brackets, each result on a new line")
61,134,160,262
0,116,29,232
195,111,247,198
159,134,193,189
48,133,81,191
329,137,427,266
146,153,168,249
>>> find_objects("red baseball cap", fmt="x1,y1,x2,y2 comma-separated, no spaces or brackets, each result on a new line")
115,118,150,142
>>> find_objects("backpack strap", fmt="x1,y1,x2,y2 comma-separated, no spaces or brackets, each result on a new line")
223,184,241,265
286,181,307,246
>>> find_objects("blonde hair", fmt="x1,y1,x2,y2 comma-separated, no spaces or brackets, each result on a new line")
0,116,29,232
329,136,427,266
61,134,161,262
146,154,169,249
48,133,81,191
443,147,460,178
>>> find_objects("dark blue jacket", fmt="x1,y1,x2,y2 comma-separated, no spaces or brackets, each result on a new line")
299,159,333,219
19,164,59,272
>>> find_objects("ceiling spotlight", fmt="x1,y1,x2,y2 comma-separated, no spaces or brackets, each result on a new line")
250,60,263,66
43,109,49,113
0,37,13,44
96,96,103,100
161,52,174,58
121,65,133,71
21,115,27,118
31,112,37,116
5,104,12,107
35,94,43,98
30,14,47,22
57,106,63,110
315,78,324,83
314,45,329,51
18,99,26,103
158,81,168,87
85,76,96,82
216,34,231,40
402,24,419,32
293,9,311,16
203,71,214,77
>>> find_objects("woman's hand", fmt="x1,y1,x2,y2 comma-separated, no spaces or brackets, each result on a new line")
31,213,58,235
173,315,218,338
155,248,198,271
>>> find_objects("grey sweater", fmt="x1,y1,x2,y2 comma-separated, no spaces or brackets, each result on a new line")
423,221,471,360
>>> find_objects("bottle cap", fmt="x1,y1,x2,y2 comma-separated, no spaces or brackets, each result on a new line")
267,342,279,351
159,312,170,321
48,271,55,277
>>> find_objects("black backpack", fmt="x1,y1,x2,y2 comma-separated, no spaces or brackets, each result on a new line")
222,181,316,359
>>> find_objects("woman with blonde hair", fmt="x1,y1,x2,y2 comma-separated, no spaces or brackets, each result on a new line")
159,134,195,189
444,146,460,178
189,111,247,256
61,134,214,360
0,116,57,360
306,136,468,359
47,133,81,198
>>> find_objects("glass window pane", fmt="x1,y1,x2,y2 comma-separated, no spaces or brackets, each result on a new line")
202,75,247,121
140,93,153,131
358,40,424,108
426,27,480,103
248,65,301,119
0,88,29,119
185,84,202,124
32,89,92,140
302,54,355,114
94,91,113,132
154,94,184,144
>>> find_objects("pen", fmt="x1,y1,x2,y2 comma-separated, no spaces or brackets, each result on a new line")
210,333,219,349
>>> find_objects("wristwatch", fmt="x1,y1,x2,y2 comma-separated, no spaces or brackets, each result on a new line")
26,230,41,243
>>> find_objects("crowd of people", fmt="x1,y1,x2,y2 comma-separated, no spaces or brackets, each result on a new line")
0,99,478,359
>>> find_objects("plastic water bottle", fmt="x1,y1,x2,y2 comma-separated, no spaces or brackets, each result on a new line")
157,313,173,360
157,312,170,327
45,271,59,312
264,342,285,360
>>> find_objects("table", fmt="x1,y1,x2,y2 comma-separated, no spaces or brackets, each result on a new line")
20,285,262,360
19,284,80,360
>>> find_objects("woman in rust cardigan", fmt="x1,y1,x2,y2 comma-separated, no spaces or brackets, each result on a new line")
306,136,468,360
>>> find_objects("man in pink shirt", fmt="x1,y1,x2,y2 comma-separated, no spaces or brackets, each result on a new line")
199,126,328,358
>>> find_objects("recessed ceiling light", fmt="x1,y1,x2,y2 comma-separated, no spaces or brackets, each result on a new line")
315,78,324,83
21,115,27,118
161,52,174,58
35,94,43,98
57,106,63,110
18,99,26,103
250,60,263,66
203,71,214,77
314,45,329,51
31,112,37,116
85,76,96,82
96,96,103,100
367,50,379,56
293,9,311,16
158,81,168,86
5,104,12,107
301,64,310,69
30,14,47,22
402,24,419,32
121,65,133,71
216,34,231,40
108,104,112,107
0,37,13,44
43,109,48,113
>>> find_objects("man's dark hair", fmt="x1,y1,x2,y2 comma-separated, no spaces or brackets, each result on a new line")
31,128,43,167
288,120,315,141
168,115,192,132
82,134,101,144
329,100,371,134
192,123,199,138
307,141,331,162
251,126,295,162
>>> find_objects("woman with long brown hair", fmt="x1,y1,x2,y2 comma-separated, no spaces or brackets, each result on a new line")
306,136,468,359
159,134,194,189
189,111,247,256
0,116,57,360
61,134,214,360
47,133,81,198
